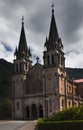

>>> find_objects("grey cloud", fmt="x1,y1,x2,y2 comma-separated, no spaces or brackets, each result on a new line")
0,0,83,67
66,49,80,56
58,0,83,44
1,42,13,52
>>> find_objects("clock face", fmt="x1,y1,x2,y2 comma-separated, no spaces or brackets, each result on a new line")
47,72,51,80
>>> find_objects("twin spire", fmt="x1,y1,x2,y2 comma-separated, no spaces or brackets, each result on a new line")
49,3,59,42
45,3,60,51
15,3,62,58
14,16,31,59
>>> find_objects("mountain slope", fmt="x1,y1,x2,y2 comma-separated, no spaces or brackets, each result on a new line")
66,68,83,80
0,59,83,100
0,59,13,100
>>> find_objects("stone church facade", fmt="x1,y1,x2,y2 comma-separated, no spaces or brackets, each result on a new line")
12,7,83,120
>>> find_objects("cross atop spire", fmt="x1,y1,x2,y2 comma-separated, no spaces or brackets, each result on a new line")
51,1,54,13
44,1,60,50
14,16,32,59
22,16,24,25
36,56,39,63
49,1,59,43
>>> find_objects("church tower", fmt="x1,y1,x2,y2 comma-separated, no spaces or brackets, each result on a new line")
43,5,67,115
14,17,32,73
12,17,32,120
43,5,65,68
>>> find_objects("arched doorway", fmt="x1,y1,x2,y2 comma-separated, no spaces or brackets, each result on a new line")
31,104,37,119
26,106,30,119
38,105,43,118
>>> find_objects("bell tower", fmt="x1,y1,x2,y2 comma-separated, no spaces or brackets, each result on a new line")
43,4,67,116
43,5,65,68
14,16,32,74
12,17,32,120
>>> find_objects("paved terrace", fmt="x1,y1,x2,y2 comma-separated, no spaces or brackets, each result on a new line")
0,120,37,130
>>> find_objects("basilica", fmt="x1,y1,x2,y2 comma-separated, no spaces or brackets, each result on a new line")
12,6,83,120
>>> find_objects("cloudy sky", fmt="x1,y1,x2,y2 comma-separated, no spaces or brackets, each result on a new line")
0,0,83,68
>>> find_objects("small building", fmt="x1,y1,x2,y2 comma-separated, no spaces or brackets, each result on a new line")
74,79,83,105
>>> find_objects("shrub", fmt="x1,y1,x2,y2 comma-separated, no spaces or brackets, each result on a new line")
48,106,83,121
37,106,83,130
37,120,83,130
0,99,12,119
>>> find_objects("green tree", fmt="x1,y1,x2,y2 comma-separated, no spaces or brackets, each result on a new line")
0,99,12,119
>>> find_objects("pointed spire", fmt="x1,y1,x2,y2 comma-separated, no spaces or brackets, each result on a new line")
28,47,32,57
17,16,28,58
51,1,54,14
14,46,18,56
49,3,59,43
22,15,24,25
44,36,48,47
46,36,48,43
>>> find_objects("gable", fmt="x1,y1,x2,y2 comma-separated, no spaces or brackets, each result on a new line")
26,63,43,94
28,63,43,75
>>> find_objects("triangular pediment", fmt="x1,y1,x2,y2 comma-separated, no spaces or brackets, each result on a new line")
28,63,43,74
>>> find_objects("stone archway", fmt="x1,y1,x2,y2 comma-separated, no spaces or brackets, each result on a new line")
31,104,37,119
26,106,30,119
38,105,43,118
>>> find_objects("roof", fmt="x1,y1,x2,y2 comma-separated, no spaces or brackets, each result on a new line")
74,79,83,83
27,63,43,74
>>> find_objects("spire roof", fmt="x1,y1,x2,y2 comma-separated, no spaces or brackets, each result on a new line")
17,16,28,58
48,6,59,42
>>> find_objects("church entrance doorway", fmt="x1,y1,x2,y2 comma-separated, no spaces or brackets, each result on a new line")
26,106,30,119
38,105,43,118
31,104,37,119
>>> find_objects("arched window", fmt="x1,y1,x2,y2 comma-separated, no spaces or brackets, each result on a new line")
26,63,28,70
56,53,59,65
68,101,71,107
16,64,18,72
29,63,31,70
61,56,63,66
62,99,64,108
61,74,63,78
26,106,30,118
61,74,64,81
38,105,43,118
31,104,37,119
47,55,50,65
49,98,52,112
52,54,54,64
20,63,22,71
